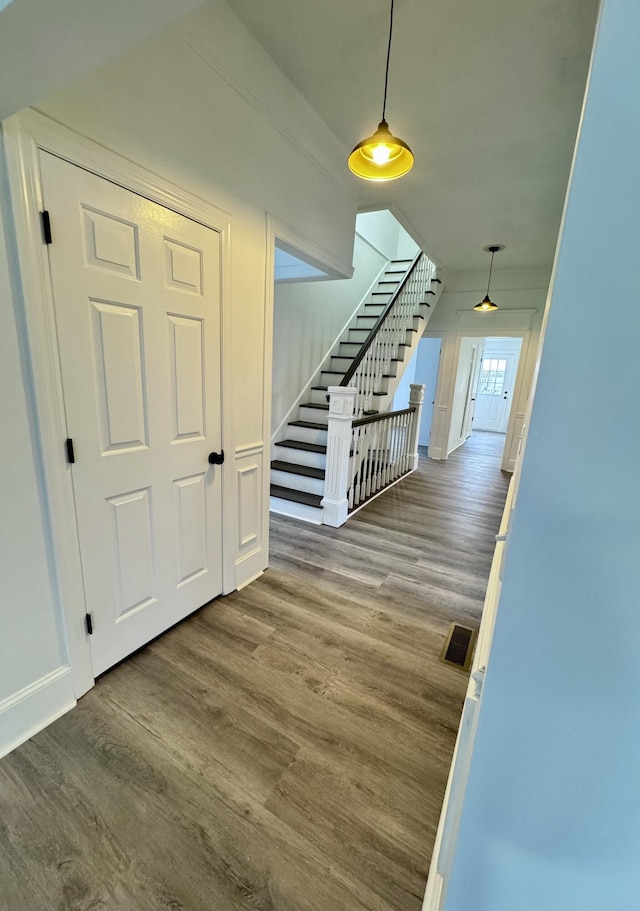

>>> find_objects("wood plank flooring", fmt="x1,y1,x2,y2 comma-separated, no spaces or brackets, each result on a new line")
0,431,509,911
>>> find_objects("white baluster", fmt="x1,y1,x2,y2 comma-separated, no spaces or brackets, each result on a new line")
322,386,356,527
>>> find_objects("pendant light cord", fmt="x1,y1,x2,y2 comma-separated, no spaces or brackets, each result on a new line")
381,0,395,121
486,249,495,296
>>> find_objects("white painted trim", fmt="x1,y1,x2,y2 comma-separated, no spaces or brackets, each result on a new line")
266,214,353,282
235,442,264,457
425,314,536,469
0,666,75,759
236,569,264,591
422,480,514,911
2,108,236,692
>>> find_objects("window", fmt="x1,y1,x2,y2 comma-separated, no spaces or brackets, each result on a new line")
478,358,507,395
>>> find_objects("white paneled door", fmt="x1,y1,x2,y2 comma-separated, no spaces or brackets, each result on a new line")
474,349,521,433
40,151,223,675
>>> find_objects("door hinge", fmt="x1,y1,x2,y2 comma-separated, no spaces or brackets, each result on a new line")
40,210,53,245
85,613,93,636
65,438,75,464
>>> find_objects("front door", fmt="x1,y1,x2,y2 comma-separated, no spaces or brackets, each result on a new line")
474,351,520,433
40,151,224,675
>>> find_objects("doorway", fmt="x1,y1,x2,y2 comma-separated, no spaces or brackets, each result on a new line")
40,151,225,676
473,338,523,433
447,335,523,460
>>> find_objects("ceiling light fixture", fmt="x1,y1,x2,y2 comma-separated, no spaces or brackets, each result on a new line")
348,0,414,181
474,244,505,312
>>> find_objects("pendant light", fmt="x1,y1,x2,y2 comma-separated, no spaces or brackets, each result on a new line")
474,244,505,312
348,0,414,181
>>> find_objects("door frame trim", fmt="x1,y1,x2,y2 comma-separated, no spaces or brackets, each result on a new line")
2,109,234,698
424,310,536,470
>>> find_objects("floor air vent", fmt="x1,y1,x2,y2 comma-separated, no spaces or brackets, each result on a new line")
440,623,477,671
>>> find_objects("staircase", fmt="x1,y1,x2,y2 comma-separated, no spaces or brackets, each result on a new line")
270,253,441,524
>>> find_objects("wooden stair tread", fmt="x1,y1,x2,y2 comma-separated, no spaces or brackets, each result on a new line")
275,439,327,453
288,420,327,430
270,485,323,508
301,402,329,411
271,460,325,480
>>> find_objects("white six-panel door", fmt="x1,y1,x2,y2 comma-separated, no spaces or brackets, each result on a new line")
40,151,223,675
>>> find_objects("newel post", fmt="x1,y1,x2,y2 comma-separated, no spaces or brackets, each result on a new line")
321,386,356,528
408,384,425,470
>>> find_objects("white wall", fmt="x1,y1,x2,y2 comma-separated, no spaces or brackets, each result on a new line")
0,0,357,755
356,209,419,261
0,0,207,120
424,268,549,469
355,210,400,260
444,1,640,908
272,209,420,437
0,179,74,753
272,233,386,436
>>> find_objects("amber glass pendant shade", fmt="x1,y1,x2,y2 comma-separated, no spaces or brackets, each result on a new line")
348,120,414,181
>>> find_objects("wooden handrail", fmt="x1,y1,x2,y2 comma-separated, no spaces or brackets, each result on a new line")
352,406,415,428
340,251,423,387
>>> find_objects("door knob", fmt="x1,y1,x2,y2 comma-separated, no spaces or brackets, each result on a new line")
208,451,224,465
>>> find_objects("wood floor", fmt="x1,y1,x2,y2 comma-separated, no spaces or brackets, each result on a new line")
0,431,509,911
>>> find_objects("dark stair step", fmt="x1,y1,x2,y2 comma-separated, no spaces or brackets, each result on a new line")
270,485,323,509
391,258,413,263
288,420,327,430
275,439,327,454
271,460,325,480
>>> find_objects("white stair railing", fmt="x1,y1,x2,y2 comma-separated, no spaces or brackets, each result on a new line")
341,253,436,417
322,384,425,527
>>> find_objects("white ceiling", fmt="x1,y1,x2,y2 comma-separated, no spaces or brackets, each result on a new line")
225,0,600,271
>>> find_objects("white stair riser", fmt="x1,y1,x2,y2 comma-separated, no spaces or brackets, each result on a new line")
355,319,377,330
348,330,370,343
270,496,322,525
339,342,362,357
321,372,344,386
273,445,326,469
270,469,325,496
310,388,330,405
299,405,329,424
330,356,353,371
360,304,386,316
288,424,328,445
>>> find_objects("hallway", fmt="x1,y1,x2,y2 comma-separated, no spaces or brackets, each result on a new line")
0,432,509,911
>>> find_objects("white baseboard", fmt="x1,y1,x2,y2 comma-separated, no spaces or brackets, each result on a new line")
0,666,76,759
236,569,264,591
